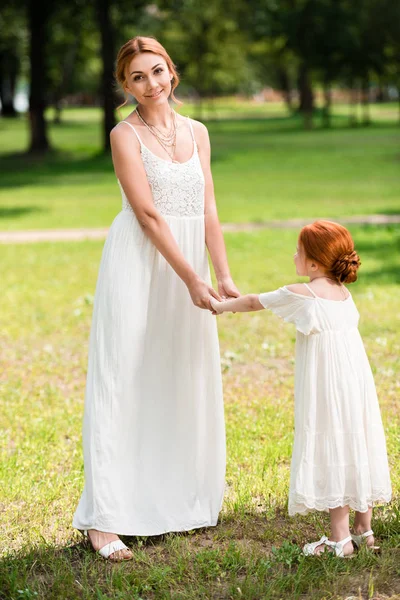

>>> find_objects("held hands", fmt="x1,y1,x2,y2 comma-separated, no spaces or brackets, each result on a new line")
213,276,240,315
187,275,222,310
210,297,225,315
217,276,240,301
186,274,240,313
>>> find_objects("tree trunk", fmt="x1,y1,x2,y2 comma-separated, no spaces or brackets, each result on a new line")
0,51,19,117
361,76,370,126
52,37,80,125
96,0,116,152
28,0,51,153
322,82,332,128
298,63,314,129
348,82,358,127
276,67,293,112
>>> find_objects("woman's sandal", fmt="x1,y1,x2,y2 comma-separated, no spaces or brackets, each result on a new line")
351,529,380,553
79,529,133,562
303,535,354,558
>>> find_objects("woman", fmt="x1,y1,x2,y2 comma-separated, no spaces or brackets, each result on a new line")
72,36,239,561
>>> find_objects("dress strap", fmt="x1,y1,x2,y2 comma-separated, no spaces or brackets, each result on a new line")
117,120,143,145
187,117,196,143
303,283,317,298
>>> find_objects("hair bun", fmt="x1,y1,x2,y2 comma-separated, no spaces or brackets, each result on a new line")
331,250,361,283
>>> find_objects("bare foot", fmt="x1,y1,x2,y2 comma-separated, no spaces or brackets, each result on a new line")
87,529,133,561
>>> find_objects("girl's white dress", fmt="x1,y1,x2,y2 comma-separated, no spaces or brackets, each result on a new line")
259,284,392,516
72,118,226,535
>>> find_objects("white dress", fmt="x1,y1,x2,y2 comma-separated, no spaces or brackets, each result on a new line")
259,284,392,516
72,118,226,535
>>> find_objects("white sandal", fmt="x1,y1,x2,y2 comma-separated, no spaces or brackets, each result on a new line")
303,535,354,558
351,529,380,552
79,529,133,562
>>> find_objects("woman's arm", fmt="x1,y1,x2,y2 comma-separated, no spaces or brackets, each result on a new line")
211,294,264,314
194,121,240,299
110,125,221,310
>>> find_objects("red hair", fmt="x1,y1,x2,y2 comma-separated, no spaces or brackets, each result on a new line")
299,220,361,283
115,36,181,109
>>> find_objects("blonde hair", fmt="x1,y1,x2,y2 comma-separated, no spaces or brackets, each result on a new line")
115,36,181,111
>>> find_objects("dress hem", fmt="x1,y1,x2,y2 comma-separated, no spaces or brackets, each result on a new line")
289,493,392,516
72,517,219,537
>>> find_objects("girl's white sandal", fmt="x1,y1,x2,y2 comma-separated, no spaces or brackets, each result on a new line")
303,535,354,558
351,529,380,553
79,529,133,562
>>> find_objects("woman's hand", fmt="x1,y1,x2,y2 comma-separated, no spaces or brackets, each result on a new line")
218,276,240,300
187,276,222,310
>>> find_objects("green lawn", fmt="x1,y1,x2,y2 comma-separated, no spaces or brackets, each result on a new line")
0,102,399,230
1,224,399,599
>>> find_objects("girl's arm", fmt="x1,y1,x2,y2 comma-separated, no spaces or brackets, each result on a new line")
110,125,221,310
211,294,264,314
194,121,240,299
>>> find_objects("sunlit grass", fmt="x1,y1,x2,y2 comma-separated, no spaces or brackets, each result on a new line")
1,225,399,598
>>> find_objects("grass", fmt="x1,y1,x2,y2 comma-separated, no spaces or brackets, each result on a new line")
1,223,399,599
0,102,399,230
1,102,399,598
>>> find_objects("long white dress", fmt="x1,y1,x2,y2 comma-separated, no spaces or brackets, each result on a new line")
72,118,226,535
259,284,392,516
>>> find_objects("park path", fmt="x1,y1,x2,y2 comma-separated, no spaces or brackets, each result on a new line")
0,214,399,244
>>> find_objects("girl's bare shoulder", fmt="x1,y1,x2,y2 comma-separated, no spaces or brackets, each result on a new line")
285,283,314,297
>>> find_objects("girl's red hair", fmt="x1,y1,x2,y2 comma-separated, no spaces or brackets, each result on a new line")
299,220,361,283
115,36,181,109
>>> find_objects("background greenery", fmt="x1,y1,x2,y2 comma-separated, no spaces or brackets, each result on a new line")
0,106,399,599
0,102,399,230
1,0,400,151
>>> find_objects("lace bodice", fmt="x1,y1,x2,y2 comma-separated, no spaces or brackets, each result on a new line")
117,119,205,218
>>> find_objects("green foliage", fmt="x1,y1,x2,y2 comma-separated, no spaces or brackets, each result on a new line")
271,540,302,568
0,104,399,230
156,0,251,98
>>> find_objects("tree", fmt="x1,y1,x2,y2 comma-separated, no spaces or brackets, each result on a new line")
95,0,117,151
47,0,93,123
0,2,26,117
27,0,53,153
156,0,250,119
239,0,318,127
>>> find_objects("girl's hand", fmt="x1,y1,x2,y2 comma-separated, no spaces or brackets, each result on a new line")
218,276,240,300
210,297,224,315
187,276,222,310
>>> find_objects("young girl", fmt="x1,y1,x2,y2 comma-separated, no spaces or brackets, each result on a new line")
211,220,392,557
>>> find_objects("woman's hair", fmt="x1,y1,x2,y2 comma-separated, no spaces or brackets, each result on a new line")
299,220,361,284
115,36,180,110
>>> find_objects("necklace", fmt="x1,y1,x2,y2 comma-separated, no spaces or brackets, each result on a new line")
136,106,177,161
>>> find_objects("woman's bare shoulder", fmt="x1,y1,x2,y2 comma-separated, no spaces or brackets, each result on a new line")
190,118,208,136
185,118,209,152
110,122,141,153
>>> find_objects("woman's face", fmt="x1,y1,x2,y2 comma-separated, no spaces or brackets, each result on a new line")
125,53,172,106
